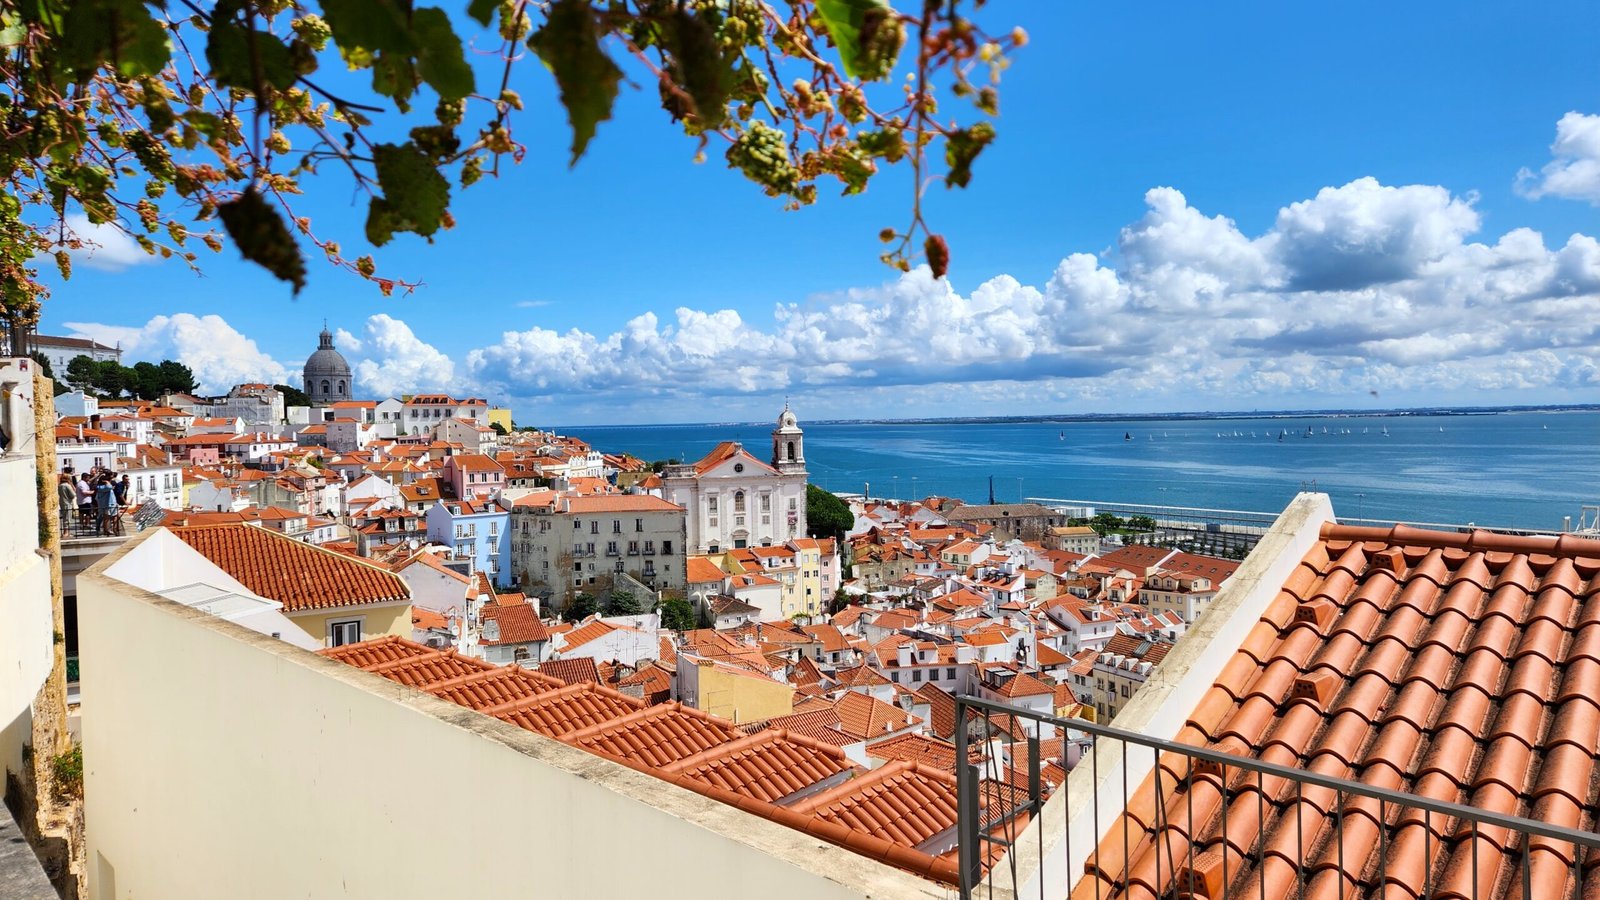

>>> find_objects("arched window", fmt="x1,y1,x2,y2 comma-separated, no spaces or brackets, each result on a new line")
337,380,346,395
786,441,795,461
734,491,745,512
321,379,330,394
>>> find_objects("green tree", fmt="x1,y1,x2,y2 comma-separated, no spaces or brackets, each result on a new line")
1129,515,1157,531
564,592,599,623
64,355,98,393
1090,512,1125,535
659,596,696,632
0,0,1022,314
604,590,641,616
155,360,198,394
489,421,509,436
90,360,132,398
806,483,854,544
130,360,163,399
275,383,311,407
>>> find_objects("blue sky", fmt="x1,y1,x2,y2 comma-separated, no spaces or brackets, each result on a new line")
45,1,1600,425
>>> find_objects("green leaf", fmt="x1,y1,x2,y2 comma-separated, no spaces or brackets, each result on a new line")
814,0,893,79
466,0,497,27
372,142,450,238
944,122,995,189
320,0,414,54
529,0,622,165
365,197,401,246
412,7,475,101
206,23,299,91
217,189,307,294
661,9,733,130
56,0,171,81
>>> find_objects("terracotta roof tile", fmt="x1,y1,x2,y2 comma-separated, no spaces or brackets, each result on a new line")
535,656,601,686
564,702,742,768
480,603,550,645
833,690,921,741
664,727,857,805
1078,523,1600,900
491,683,645,737
174,523,408,611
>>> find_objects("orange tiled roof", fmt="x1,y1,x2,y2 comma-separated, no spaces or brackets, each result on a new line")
833,690,920,741
686,556,727,584
535,656,601,686
565,702,741,768
480,603,550,645
663,727,858,805
172,523,408,612
1076,524,1600,900
321,637,983,885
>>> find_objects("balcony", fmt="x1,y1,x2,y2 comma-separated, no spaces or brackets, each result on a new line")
951,694,1600,900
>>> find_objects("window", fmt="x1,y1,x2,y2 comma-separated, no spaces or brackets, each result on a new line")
643,540,655,554
590,521,599,534
663,541,673,555
635,518,643,532
761,494,771,512
912,669,922,683
615,560,624,573
328,619,362,647
788,498,797,511
574,562,582,572
734,491,745,512
891,671,900,683
574,519,582,530
946,667,956,680
612,520,622,534
627,541,638,554
734,463,744,473
708,497,718,513
606,541,618,555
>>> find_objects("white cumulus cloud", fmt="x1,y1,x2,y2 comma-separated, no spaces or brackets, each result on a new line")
60,174,1600,419
59,214,158,272
1517,111,1600,204
62,314,287,392
346,314,456,397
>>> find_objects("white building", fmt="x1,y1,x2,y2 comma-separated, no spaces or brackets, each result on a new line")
33,333,120,374
662,405,809,554
120,457,184,510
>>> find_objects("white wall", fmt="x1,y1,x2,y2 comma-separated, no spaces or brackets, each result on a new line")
0,362,56,777
80,533,948,900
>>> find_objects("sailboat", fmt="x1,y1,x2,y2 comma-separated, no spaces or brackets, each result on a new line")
1059,431,1065,441
1278,429,1286,442
1381,426,1389,437
1124,432,1132,442
1438,426,1444,433
1303,425,1313,438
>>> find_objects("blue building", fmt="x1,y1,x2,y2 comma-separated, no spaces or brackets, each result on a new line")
425,498,512,588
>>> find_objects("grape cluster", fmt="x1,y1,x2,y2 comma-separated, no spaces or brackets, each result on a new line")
855,8,904,81
725,121,799,197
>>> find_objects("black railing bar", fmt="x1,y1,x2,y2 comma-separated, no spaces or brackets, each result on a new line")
1153,748,1165,900
953,695,1600,850
1187,753,1197,900
1122,741,1132,887
1221,762,1230,900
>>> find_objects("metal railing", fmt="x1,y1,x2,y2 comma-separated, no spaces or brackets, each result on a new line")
954,694,1600,900
60,509,129,539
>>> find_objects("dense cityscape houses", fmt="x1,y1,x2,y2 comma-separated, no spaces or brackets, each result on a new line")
12,332,1593,900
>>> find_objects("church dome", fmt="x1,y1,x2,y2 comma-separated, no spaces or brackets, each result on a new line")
304,328,351,378
304,327,353,407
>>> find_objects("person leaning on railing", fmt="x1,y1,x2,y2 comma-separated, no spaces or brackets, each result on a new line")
57,473,75,529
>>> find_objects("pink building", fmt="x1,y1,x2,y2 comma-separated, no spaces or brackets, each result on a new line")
444,453,504,500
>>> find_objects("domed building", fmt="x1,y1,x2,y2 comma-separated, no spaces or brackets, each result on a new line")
303,325,353,407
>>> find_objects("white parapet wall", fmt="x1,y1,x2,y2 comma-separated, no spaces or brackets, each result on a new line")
992,492,1336,900
0,359,54,778
79,527,951,900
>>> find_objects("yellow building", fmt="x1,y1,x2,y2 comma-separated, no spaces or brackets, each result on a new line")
682,659,794,724
170,522,412,646
488,407,514,432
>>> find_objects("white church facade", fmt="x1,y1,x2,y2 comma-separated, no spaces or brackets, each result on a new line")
663,406,809,553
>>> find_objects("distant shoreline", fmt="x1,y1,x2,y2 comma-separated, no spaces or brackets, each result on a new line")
559,403,1600,431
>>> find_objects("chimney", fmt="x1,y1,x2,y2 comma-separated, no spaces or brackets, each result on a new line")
896,644,913,667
